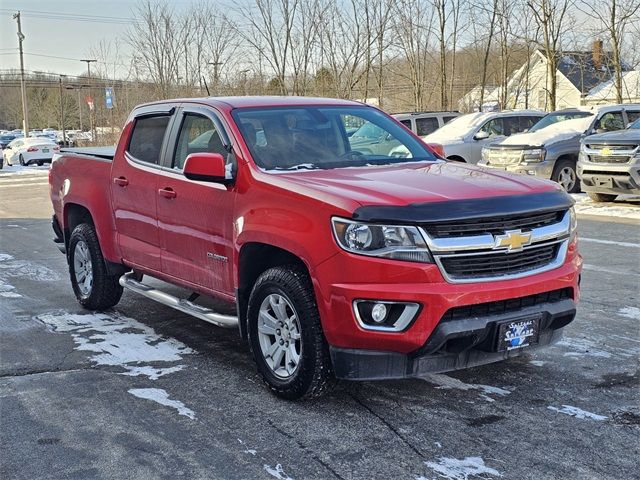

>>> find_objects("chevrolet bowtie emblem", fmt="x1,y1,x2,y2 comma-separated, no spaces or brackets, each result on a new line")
494,229,532,252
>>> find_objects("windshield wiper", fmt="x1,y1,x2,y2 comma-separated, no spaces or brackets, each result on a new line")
273,163,320,171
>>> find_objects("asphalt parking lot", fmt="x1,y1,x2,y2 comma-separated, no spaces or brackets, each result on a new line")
1,169,639,480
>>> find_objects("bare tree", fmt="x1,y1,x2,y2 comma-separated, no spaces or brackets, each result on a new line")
578,0,640,103
527,0,573,111
392,0,436,110
476,0,499,110
238,0,299,95
126,1,186,98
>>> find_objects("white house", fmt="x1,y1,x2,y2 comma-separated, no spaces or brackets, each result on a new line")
459,42,632,112
584,70,640,105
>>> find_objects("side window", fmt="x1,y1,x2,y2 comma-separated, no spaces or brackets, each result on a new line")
172,113,226,170
127,115,171,165
478,118,504,137
626,111,640,124
416,117,440,136
596,112,624,132
520,116,539,132
442,116,457,124
503,117,522,136
399,119,412,130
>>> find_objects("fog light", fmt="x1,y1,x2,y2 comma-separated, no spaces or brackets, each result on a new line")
353,300,421,332
371,303,388,323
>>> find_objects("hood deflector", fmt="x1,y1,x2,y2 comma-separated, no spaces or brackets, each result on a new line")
352,190,574,224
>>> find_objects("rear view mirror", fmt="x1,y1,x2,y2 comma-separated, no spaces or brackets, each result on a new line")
474,130,490,141
183,152,232,184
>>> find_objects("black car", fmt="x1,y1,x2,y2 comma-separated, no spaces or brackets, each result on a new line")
0,134,17,150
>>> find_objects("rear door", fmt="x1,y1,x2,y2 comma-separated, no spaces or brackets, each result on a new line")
111,104,176,271
156,105,236,296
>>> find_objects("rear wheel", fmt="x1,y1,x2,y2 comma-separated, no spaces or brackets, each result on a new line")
247,265,335,400
587,192,617,203
68,223,123,310
37,161,44,166
552,159,579,193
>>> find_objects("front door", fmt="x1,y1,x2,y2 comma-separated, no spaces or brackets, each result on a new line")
156,107,235,296
111,107,175,271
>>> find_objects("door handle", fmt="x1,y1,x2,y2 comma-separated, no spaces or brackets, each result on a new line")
113,176,129,187
158,187,177,199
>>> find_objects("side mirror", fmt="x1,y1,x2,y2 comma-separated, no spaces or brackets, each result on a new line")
183,152,232,184
474,130,490,141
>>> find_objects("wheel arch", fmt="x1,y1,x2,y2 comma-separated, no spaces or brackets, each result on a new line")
236,242,310,341
446,155,466,163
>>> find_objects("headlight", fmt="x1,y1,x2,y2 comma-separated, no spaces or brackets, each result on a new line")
522,148,545,163
332,218,433,263
569,206,577,238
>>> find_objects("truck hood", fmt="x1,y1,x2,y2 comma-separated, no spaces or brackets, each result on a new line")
498,116,594,147
584,129,639,143
271,161,557,209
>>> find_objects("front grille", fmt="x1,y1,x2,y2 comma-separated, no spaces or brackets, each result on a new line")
423,210,565,238
588,155,632,164
440,287,573,323
439,243,560,279
486,149,522,165
582,169,631,176
587,144,639,151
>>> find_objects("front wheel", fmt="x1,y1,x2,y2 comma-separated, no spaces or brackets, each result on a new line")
588,192,617,203
68,223,123,310
19,154,25,166
552,159,579,193
247,265,335,400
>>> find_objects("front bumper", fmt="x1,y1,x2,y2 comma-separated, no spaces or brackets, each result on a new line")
314,237,581,355
577,162,640,195
331,297,575,380
479,160,555,179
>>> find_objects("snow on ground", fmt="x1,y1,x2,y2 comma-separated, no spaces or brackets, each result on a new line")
264,464,296,480
421,374,511,403
421,456,502,480
547,405,607,421
0,164,51,176
0,252,57,298
128,388,196,419
572,193,640,220
618,306,640,320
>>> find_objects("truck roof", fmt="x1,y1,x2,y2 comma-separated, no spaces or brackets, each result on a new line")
136,96,364,110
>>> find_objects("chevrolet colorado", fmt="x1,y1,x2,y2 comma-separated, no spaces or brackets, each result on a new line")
49,97,582,399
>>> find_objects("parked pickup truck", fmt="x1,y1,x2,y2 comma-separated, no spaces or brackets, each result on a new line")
578,117,640,202
479,104,640,193
50,97,582,400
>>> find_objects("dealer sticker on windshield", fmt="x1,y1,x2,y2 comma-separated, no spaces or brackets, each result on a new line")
497,316,540,352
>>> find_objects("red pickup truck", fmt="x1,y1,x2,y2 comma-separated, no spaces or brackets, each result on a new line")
50,97,582,399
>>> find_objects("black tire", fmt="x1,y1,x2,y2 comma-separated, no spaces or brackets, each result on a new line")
247,265,335,400
447,155,466,163
68,223,123,310
587,192,617,203
19,154,25,166
37,161,44,166
552,158,580,193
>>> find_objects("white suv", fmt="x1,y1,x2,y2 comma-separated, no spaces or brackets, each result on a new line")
392,111,460,137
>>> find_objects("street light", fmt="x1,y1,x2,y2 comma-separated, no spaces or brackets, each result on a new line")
65,83,91,132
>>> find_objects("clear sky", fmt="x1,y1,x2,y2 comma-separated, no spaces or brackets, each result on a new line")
0,0,197,78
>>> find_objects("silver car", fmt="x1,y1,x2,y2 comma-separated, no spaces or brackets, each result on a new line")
420,110,545,163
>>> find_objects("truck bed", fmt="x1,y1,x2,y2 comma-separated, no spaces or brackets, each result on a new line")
59,146,115,161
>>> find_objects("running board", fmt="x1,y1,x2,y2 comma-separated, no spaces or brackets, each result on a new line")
119,272,238,328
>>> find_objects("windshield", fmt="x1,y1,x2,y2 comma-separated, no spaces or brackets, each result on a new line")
629,118,640,130
528,111,592,133
232,106,437,171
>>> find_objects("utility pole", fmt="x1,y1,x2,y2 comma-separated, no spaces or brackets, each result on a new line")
81,59,97,142
13,12,29,136
58,76,67,146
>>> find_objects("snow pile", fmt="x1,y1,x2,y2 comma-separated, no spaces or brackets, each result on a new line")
500,116,594,146
572,193,640,220
422,456,502,480
423,112,490,142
